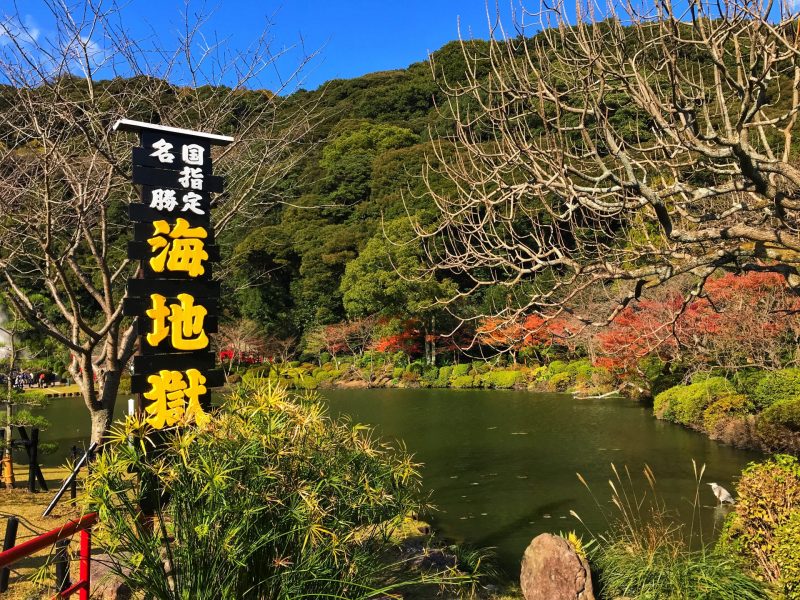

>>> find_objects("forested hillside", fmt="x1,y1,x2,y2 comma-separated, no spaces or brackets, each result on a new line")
223,40,490,348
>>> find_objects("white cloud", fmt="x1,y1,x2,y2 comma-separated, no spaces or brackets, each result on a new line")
0,14,40,46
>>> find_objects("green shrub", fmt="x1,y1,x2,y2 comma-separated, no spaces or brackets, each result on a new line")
547,360,568,375
406,360,425,375
639,356,684,397
118,375,131,394
451,363,470,378
733,369,769,397
775,510,800,599
483,370,522,389
565,359,594,381
548,371,573,391
719,455,800,591
434,365,452,387
16,390,49,406
401,371,420,383
470,361,490,375
753,368,800,410
451,375,475,388
421,366,439,383
703,394,753,430
0,409,49,429
85,382,464,599
763,398,800,431
392,367,405,380
653,377,736,426
242,366,274,385
529,366,547,381
319,352,331,364
314,369,342,383
291,373,318,390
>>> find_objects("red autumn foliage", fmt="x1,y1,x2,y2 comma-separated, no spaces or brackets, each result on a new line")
595,272,800,373
373,319,423,356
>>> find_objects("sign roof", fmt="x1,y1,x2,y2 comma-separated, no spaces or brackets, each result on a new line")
112,119,234,145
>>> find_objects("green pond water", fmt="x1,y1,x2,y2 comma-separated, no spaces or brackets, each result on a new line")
29,388,761,577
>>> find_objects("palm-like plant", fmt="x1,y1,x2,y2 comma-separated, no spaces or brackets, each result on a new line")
84,381,477,599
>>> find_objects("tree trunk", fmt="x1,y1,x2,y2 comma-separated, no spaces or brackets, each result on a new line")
90,407,112,446
430,315,436,367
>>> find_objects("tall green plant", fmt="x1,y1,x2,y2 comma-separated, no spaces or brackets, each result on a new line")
84,381,474,599
574,464,767,600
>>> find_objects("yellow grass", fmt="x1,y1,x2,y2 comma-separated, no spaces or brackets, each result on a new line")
0,464,84,599
40,384,83,397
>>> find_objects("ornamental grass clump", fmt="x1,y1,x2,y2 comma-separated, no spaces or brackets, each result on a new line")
575,463,767,600
84,381,475,599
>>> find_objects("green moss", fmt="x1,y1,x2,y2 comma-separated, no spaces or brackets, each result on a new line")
653,377,736,426
752,368,800,410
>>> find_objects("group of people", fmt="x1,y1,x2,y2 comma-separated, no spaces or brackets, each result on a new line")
0,370,56,391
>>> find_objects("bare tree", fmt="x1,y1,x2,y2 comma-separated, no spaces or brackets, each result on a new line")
264,335,297,365
217,319,268,377
420,0,800,341
0,2,315,443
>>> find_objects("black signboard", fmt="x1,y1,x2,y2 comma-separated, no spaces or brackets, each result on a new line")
114,118,232,430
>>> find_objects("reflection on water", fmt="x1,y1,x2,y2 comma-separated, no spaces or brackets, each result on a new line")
29,388,761,576
320,389,762,575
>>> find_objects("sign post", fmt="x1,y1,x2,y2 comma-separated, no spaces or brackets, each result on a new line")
114,119,230,427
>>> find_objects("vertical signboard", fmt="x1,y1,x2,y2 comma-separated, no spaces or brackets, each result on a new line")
114,119,230,428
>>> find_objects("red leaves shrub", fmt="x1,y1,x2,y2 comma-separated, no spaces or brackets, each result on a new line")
596,272,800,375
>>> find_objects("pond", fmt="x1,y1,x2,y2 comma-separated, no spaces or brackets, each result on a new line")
28,388,761,577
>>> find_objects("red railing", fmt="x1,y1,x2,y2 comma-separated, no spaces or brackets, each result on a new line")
0,512,97,599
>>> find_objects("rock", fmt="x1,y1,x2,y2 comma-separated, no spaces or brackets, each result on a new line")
91,554,132,599
520,533,595,600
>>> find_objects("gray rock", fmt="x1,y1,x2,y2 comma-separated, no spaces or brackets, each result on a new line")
91,553,132,600
520,533,595,600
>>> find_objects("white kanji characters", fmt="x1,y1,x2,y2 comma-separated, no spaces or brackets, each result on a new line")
181,192,205,215
182,144,205,166
150,138,175,164
178,166,204,190
150,189,178,211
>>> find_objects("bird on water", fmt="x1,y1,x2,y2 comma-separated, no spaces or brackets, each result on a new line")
708,482,735,505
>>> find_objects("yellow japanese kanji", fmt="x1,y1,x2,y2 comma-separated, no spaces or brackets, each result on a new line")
145,293,209,350
144,368,209,429
148,218,209,277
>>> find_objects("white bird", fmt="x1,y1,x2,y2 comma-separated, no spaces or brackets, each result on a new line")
708,482,735,505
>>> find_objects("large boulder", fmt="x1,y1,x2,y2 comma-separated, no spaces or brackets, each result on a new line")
520,533,595,600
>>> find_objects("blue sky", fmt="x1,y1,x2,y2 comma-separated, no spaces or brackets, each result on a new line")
5,1,520,92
